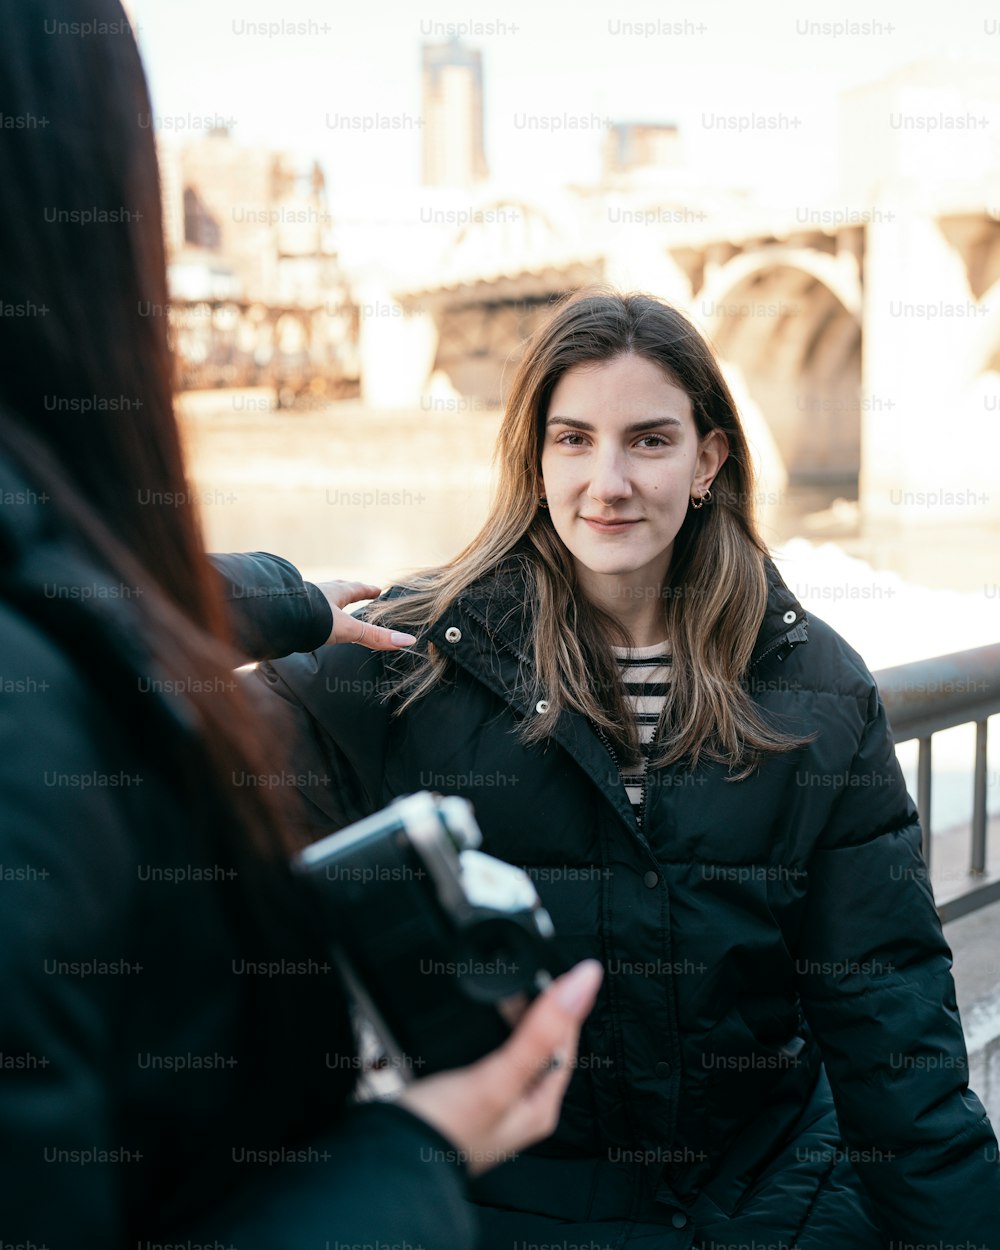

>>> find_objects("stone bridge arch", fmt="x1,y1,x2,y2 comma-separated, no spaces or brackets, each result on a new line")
695,248,863,485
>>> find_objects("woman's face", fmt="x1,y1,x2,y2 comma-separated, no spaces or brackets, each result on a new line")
540,353,727,597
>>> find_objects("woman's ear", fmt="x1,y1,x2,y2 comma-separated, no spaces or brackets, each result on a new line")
695,429,729,493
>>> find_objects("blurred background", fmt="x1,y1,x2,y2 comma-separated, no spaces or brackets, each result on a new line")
127,0,1000,1079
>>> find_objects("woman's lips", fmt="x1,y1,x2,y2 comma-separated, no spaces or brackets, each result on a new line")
582,517,640,533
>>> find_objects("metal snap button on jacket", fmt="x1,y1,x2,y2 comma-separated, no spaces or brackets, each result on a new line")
535,699,550,714
782,609,796,624
643,870,659,888
444,626,462,643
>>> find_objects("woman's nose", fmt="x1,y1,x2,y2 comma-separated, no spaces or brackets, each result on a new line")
588,449,631,504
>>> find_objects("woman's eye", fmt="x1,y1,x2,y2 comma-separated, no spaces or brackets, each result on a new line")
637,434,668,448
556,432,587,446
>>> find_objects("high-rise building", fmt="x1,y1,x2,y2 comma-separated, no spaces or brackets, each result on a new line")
176,128,301,298
422,39,488,188
603,122,681,179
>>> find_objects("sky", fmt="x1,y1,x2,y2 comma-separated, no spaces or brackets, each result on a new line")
131,0,1000,201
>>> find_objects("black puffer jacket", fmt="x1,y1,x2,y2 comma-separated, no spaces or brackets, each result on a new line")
0,448,476,1249
256,557,1000,1249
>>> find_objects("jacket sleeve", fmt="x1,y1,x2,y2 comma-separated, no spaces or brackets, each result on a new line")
245,642,395,840
794,682,1000,1245
192,1101,478,1250
210,551,333,661
0,608,475,1250
0,613,136,1247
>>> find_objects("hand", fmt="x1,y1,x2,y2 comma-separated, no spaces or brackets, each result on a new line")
314,581,416,650
397,959,603,1176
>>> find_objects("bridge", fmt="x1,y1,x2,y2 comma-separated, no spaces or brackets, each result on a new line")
167,295,360,406
355,184,1000,526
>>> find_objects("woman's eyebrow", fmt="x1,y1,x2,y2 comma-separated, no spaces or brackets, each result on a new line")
546,416,683,432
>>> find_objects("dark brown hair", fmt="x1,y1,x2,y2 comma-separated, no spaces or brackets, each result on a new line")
0,0,295,856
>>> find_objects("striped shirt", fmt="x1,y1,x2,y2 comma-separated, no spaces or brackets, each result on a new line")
611,640,672,824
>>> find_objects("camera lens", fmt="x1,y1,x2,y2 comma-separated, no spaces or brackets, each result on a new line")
453,917,541,1003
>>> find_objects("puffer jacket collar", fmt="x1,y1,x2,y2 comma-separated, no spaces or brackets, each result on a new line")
749,558,809,668
429,554,807,667
423,554,808,846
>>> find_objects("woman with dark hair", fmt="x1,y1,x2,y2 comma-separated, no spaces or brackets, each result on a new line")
0,2,602,1246
255,289,1000,1247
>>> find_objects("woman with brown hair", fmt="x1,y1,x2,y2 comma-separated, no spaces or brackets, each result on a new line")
256,289,1000,1247
0,2,603,1245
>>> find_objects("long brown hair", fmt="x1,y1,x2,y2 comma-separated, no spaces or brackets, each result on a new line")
0,0,295,856
369,289,806,775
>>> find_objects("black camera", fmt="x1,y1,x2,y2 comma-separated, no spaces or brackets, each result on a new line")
292,791,560,1075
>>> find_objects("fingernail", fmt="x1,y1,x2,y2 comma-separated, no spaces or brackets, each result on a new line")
390,630,417,646
552,959,603,1014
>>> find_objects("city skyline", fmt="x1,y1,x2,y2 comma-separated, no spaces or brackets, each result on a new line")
132,0,1000,201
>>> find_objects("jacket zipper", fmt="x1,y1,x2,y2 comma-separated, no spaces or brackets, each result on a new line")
747,618,802,674
637,752,651,832
590,719,649,841
590,719,622,775
591,696,656,834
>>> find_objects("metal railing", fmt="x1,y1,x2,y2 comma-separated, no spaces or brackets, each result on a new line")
874,643,1000,923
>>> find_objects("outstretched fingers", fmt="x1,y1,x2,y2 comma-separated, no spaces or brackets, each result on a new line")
314,580,416,649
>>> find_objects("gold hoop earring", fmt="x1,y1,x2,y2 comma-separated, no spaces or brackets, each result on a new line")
691,487,712,510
